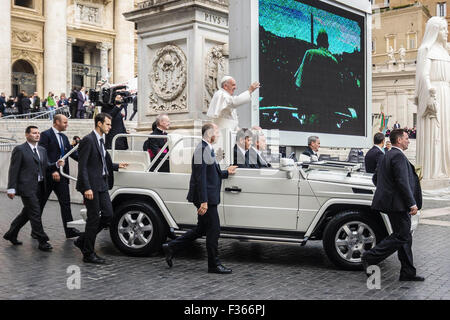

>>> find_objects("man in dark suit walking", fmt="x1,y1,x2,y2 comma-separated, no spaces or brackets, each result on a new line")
163,123,237,274
4,126,64,251
74,113,128,264
39,114,81,238
364,132,385,174
362,129,424,282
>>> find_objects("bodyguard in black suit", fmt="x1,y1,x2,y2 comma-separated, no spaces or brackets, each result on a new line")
4,126,63,251
364,132,386,174
163,123,237,274
362,129,424,282
39,114,81,238
75,113,128,264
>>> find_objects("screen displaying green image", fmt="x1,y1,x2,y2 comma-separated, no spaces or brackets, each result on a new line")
259,0,365,136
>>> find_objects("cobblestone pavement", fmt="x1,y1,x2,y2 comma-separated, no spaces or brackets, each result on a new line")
0,195,449,300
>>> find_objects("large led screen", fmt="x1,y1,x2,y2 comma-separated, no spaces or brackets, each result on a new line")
259,0,366,136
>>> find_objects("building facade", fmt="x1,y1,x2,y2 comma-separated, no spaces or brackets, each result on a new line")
0,0,138,99
370,0,450,130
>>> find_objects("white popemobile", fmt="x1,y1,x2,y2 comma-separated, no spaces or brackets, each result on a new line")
62,131,420,270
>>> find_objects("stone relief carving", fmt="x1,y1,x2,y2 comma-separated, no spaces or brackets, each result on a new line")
75,3,102,25
12,30,38,44
148,44,187,114
204,44,229,111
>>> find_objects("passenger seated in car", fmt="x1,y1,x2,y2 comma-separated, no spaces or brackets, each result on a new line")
233,128,258,168
143,114,170,172
300,136,320,162
251,127,271,168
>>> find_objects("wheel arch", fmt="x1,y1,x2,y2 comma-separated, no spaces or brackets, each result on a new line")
305,199,389,240
110,188,179,230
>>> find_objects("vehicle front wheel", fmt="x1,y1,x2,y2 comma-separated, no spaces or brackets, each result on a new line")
322,210,385,270
110,201,166,257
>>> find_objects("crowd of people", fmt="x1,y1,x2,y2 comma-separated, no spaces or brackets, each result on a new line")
385,121,417,139
0,88,138,121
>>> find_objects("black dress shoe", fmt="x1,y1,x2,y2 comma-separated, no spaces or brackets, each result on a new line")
208,264,232,274
93,253,106,263
3,232,23,245
66,228,82,239
399,275,425,282
83,253,106,264
162,243,173,268
38,242,53,251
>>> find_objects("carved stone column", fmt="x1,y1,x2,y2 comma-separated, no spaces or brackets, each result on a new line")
124,0,229,130
114,0,135,84
44,0,68,95
0,1,11,95
96,42,113,81
66,37,76,94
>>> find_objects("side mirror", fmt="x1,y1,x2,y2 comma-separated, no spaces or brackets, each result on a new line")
280,158,295,179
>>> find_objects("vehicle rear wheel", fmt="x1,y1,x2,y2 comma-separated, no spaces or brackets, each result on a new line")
110,201,166,257
322,210,385,270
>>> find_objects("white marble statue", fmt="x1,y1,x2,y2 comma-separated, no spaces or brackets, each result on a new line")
398,45,406,62
387,46,396,63
415,17,450,180
207,76,260,131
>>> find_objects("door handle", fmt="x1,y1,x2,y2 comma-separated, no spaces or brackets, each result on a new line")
225,187,242,193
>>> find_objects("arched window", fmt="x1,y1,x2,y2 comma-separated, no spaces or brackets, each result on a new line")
14,0,34,9
12,60,35,74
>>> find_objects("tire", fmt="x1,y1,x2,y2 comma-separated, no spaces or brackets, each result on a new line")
110,201,167,257
322,210,385,270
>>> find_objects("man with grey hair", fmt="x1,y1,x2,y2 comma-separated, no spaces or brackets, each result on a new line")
207,76,260,130
144,113,171,172
302,136,320,162
251,127,271,168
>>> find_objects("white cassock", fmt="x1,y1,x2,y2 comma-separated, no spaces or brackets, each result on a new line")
207,88,251,131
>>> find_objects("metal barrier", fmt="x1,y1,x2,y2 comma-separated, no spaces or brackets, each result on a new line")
1,105,71,120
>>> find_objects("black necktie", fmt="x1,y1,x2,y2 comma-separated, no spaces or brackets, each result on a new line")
245,150,250,166
33,147,43,182
99,138,107,176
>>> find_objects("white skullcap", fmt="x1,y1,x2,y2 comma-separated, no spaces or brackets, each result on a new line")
220,76,234,87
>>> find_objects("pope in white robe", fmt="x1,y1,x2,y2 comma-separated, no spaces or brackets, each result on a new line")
207,76,260,131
